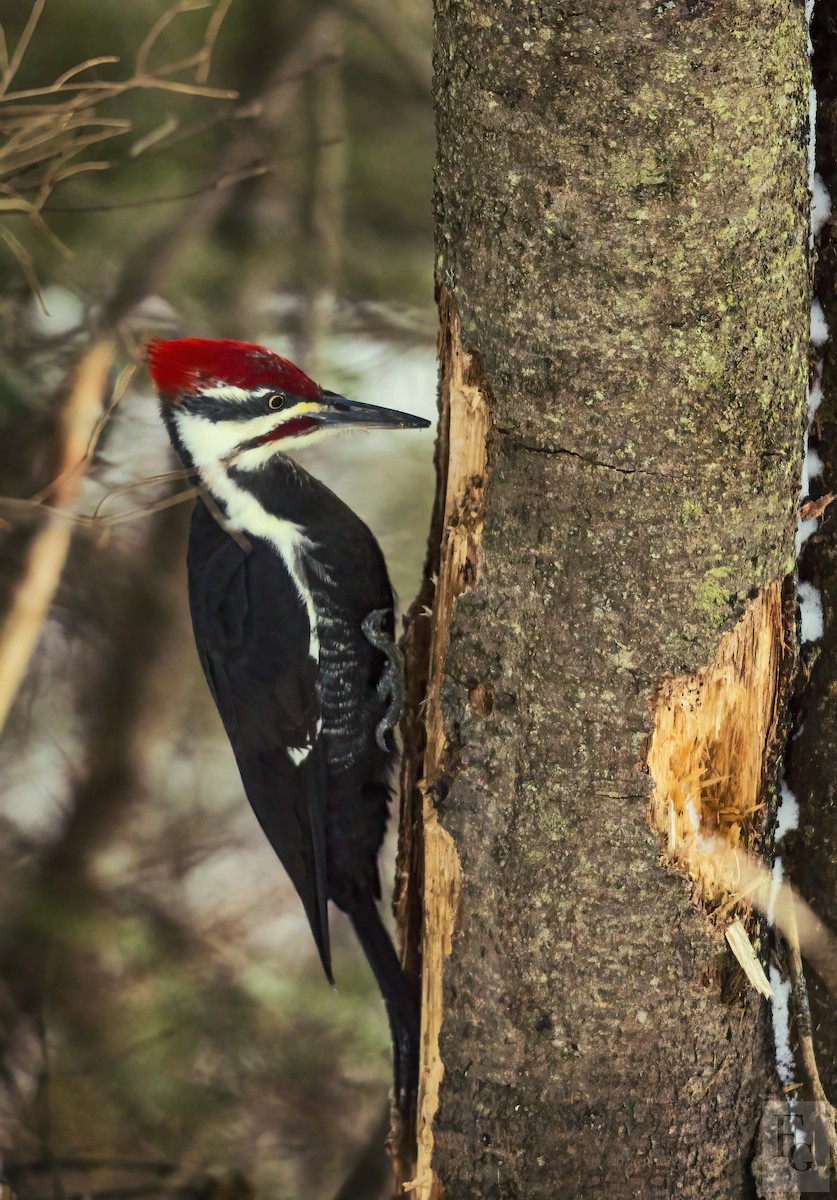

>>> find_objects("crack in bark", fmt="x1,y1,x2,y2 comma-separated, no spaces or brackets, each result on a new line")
495,427,674,478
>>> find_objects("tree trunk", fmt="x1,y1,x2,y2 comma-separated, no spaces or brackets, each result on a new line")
399,3,814,1197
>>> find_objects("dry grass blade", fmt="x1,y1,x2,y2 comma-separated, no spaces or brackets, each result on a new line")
196,0,234,83
0,226,45,307
131,76,236,99
0,483,205,542
7,127,128,197
135,0,213,77
0,188,36,213
80,360,137,464
129,115,179,158
91,467,196,520
40,159,267,213
44,158,111,190
30,363,138,505
0,0,46,98
0,0,239,298
51,55,121,90
17,205,71,261
0,79,127,104
95,484,203,527
0,339,115,735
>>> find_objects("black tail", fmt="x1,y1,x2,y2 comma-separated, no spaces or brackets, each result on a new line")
349,893,419,1115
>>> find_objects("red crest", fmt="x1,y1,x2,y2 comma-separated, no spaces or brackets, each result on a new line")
146,338,322,402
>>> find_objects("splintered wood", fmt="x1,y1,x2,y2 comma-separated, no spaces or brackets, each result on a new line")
725,919,773,998
404,292,489,1200
647,582,785,913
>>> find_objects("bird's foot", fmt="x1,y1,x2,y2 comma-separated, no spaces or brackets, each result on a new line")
361,608,403,752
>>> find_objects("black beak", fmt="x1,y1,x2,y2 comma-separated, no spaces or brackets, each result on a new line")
319,391,430,431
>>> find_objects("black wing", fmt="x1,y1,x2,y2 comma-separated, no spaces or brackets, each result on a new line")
186,499,332,981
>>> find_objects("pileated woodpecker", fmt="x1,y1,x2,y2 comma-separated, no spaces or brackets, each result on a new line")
147,337,428,1110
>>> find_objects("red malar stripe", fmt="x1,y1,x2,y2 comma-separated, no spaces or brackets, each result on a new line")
256,417,318,444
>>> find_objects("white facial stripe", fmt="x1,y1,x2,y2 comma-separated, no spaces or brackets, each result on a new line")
175,408,336,472
200,384,289,402
175,410,285,466
198,460,320,663
199,384,252,403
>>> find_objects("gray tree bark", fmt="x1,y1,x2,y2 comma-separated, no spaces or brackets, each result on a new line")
397,3,815,1197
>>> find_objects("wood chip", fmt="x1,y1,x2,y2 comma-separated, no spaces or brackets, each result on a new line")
725,919,772,998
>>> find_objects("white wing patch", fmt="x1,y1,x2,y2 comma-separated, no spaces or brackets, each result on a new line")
286,716,323,766
199,384,253,403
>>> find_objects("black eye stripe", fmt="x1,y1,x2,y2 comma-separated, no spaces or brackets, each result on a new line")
184,392,300,420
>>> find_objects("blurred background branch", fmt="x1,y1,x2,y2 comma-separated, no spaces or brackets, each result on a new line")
0,339,114,733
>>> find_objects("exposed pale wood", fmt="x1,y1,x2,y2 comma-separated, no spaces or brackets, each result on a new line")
0,339,114,733
648,585,837,990
402,290,489,1200
647,583,837,991
647,582,787,911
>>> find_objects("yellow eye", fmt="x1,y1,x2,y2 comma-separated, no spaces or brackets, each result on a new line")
268,392,287,410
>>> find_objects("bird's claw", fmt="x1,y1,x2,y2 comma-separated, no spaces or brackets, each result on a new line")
362,608,403,752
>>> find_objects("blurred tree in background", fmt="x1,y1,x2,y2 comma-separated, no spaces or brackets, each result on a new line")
0,2,435,1197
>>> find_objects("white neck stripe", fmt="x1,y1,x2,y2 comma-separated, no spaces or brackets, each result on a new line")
198,460,320,663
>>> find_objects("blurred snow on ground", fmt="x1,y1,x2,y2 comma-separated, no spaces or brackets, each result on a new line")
798,579,824,644
775,780,800,843
26,287,84,339
811,174,831,239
